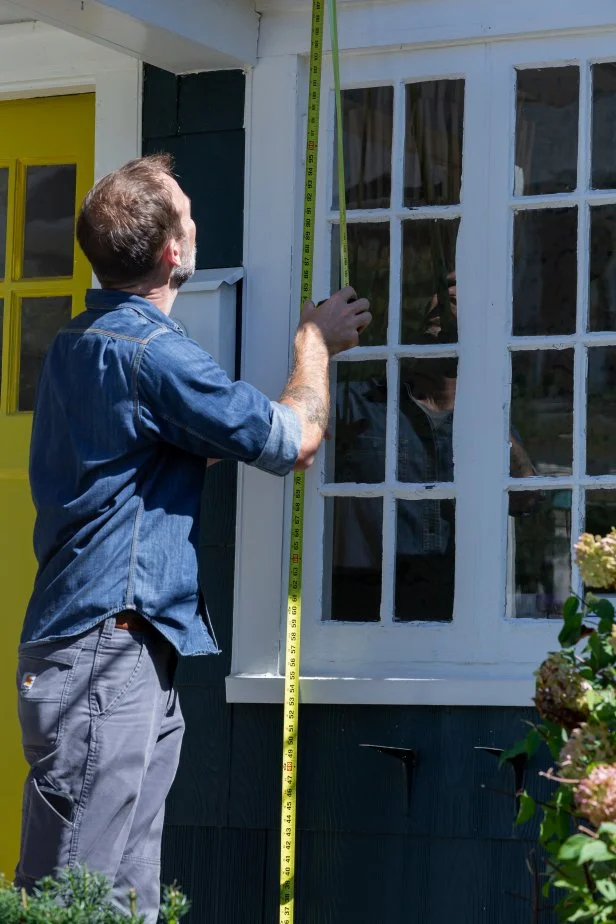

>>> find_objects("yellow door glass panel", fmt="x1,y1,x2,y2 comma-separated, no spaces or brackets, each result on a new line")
0,93,94,879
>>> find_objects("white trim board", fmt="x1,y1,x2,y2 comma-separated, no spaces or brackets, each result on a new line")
0,21,141,183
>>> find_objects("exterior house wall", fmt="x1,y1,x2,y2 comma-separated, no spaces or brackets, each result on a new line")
144,64,555,923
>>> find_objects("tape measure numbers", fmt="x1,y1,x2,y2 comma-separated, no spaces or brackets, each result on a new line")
278,0,348,920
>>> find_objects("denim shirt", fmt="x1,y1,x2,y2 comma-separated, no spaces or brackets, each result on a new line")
22,289,301,656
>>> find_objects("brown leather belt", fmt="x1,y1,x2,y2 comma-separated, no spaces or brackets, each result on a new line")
115,612,154,634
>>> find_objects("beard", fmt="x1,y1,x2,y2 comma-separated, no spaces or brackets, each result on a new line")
170,241,196,290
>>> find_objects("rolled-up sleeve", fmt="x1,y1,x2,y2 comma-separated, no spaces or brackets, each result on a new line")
137,329,301,475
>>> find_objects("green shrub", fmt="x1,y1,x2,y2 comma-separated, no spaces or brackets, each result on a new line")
0,866,190,924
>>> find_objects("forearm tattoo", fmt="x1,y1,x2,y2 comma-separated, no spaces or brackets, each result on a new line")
282,385,329,433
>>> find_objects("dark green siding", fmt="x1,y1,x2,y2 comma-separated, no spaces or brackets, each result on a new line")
143,64,555,924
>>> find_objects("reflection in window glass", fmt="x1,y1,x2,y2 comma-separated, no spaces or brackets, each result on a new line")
331,361,386,484
508,490,572,619
19,296,71,411
586,489,616,541
401,219,458,344
395,499,455,621
332,222,389,346
513,208,577,336
587,347,616,476
398,358,456,483
589,206,616,332
333,87,393,211
23,164,76,278
326,496,382,622
0,168,7,279
592,64,616,190
515,67,579,196
404,80,464,207
510,349,574,477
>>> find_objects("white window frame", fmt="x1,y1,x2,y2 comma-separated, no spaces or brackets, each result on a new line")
229,22,616,706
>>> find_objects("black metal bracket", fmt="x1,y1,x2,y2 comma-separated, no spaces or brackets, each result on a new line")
360,744,418,815
475,746,528,818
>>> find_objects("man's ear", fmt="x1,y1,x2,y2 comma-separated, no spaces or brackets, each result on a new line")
161,236,182,269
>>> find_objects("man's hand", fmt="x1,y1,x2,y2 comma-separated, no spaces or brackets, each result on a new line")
300,286,371,356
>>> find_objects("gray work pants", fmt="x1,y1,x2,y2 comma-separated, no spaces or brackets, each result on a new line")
14,617,184,923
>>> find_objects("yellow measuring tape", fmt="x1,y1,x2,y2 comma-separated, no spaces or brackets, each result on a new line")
278,0,349,918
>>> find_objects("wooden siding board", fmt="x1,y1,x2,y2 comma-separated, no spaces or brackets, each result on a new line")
166,686,232,827
179,71,246,134
161,825,197,904
142,65,178,138
229,704,283,829
200,461,238,547
187,828,267,924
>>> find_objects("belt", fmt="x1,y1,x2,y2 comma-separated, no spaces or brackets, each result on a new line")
114,612,154,634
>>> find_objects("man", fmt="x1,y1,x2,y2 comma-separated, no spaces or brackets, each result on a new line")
14,154,370,920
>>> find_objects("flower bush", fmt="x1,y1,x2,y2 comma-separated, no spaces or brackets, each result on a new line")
0,866,190,924
507,530,616,922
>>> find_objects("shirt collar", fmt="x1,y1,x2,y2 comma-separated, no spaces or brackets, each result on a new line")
85,288,185,334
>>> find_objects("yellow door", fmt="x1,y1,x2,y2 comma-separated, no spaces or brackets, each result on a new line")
0,93,94,876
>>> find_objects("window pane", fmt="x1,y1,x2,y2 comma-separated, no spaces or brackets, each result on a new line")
19,296,71,411
587,346,616,475
333,87,393,211
513,208,577,336
23,164,76,278
586,489,616,541
331,361,386,484
589,205,616,332
0,168,8,279
398,357,456,483
515,67,579,196
395,498,455,622
507,490,572,619
401,219,458,344
404,79,464,207
592,64,616,190
326,496,382,622
331,222,389,346
510,349,574,477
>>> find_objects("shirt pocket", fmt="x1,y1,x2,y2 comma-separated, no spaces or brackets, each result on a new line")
16,642,81,760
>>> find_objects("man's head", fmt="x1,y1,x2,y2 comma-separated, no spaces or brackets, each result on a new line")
76,154,196,293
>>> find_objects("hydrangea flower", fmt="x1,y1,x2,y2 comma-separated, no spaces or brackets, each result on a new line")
535,652,591,730
560,723,616,779
575,530,616,590
575,763,616,826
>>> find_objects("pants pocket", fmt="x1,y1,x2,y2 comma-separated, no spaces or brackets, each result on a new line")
17,642,81,759
93,631,145,718
17,776,73,883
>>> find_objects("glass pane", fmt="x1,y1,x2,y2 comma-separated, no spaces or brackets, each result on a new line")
0,168,8,279
510,350,574,477
331,361,386,484
333,87,393,211
398,358,456,483
404,79,464,207
507,489,572,619
23,164,76,278
586,489,616,541
19,296,71,411
589,206,616,332
401,219,458,344
592,64,616,190
395,498,455,622
513,208,577,336
331,222,389,346
326,496,382,622
515,67,579,196
587,347,616,475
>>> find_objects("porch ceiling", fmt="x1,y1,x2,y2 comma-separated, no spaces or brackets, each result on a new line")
1,0,258,72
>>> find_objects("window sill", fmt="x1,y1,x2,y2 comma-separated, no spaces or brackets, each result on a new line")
225,673,536,706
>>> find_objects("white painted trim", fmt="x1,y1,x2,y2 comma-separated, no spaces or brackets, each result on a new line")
0,22,141,181
180,268,244,293
226,674,536,706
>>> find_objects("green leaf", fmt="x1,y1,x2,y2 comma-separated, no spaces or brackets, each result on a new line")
578,838,615,864
500,728,543,766
596,879,616,901
588,631,614,671
598,823,616,839
593,598,615,633
559,834,591,862
515,791,536,827
560,608,584,647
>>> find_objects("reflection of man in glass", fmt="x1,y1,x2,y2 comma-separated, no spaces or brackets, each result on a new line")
332,273,535,623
